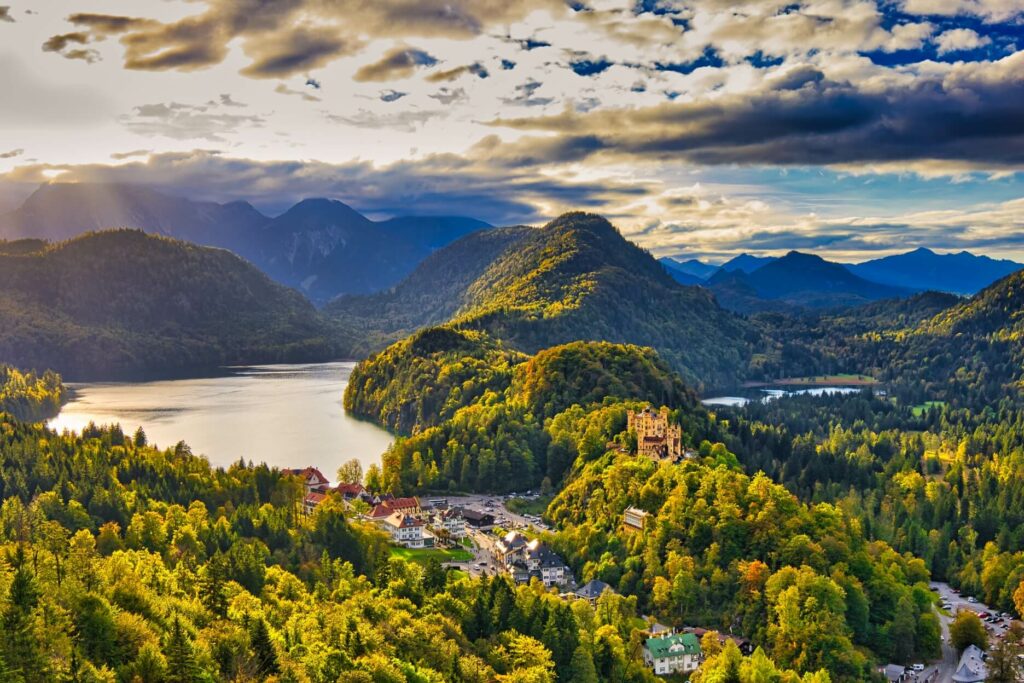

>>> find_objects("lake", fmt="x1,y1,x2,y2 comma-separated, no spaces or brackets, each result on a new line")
702,386,865,407
48,362,394,481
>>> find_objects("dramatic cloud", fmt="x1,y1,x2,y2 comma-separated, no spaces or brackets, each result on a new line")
5,0,1024,261
59,0,565,77
354,47,438,82
488,51,1024,170
0,6,14,22
0,148,23,159
0,149,649,224
239,25,357,78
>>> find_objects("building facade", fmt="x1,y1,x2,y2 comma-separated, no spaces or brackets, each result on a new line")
628,406,683,460
381,512,431,548
643,632,702,676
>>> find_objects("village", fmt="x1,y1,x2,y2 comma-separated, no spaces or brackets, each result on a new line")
283,405,741,677
288,405,1024,681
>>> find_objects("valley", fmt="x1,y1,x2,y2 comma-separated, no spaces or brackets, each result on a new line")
2,203,1024,683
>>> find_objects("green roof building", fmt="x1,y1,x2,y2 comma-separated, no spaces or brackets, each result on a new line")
643,632,702,676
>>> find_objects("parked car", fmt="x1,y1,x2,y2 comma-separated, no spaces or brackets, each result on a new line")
912,664,924,672
968,596,977,603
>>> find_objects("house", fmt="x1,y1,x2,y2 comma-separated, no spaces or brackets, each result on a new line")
495,531,571,587
461,508,495,529
575,579,612,604
303,491,328,515
624,506,649,531
628,406,683,460
495,530,530,566
519,539,571,587
433,508,466,540
334,482,365,500
643,632,702,676
381,512,432,549
284,466,330,492
952,644,987,683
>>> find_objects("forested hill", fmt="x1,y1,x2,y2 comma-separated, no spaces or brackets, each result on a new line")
335,212,760,389
0,230,335,379
884,268,1024,403
326,226,534,354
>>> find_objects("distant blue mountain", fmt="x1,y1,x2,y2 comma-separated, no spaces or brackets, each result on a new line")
659,258,707,285
659,256,718,280
848,247,1023,295
720,253,776,273
707,251,911,312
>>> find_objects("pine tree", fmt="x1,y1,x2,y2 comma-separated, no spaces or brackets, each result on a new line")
163,617,202,683
198,552,229,619
567,645,599,683
1,547,47,683
249,617,280,678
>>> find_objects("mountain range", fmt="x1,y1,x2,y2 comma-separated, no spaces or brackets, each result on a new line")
662,246,1023,313
0,183,489,303
331,212,758,388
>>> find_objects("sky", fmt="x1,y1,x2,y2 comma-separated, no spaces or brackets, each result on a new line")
0,0,1022,263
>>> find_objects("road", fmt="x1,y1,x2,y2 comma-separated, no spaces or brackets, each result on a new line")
438,493,550,578
916,581,1010,683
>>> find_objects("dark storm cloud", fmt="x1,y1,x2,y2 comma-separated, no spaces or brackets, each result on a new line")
67,13,156,34
240,26,356,78
353,47,437,82
489,52,1024,169
0,149,652,225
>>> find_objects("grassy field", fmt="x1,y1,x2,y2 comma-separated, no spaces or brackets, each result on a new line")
912,401,947,417
506,496,552,516
389,546,474,566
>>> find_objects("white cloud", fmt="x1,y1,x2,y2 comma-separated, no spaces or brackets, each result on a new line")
934,28,992,54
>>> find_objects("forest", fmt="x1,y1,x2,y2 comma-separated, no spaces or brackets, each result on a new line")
0,364,64,422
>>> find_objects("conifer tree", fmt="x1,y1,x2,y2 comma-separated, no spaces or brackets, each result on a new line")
163,617,202,683
249,617,280,678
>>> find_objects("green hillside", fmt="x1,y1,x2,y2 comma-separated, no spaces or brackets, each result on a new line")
335,213,758,389
326,226,533,353
0,230,335,379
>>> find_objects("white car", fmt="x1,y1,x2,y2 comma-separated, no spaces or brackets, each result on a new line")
968,597,977,603
912,664,924,672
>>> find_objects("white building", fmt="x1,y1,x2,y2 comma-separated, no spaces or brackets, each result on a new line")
624,506,649,531
643,632,702,676
952,644,987,683
434,508,466,539
381,512,430,549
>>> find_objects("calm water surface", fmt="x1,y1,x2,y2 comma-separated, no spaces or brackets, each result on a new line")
48,362,393,479
702,386,864,407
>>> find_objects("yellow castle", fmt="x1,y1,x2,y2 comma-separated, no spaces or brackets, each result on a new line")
628,406,683,461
